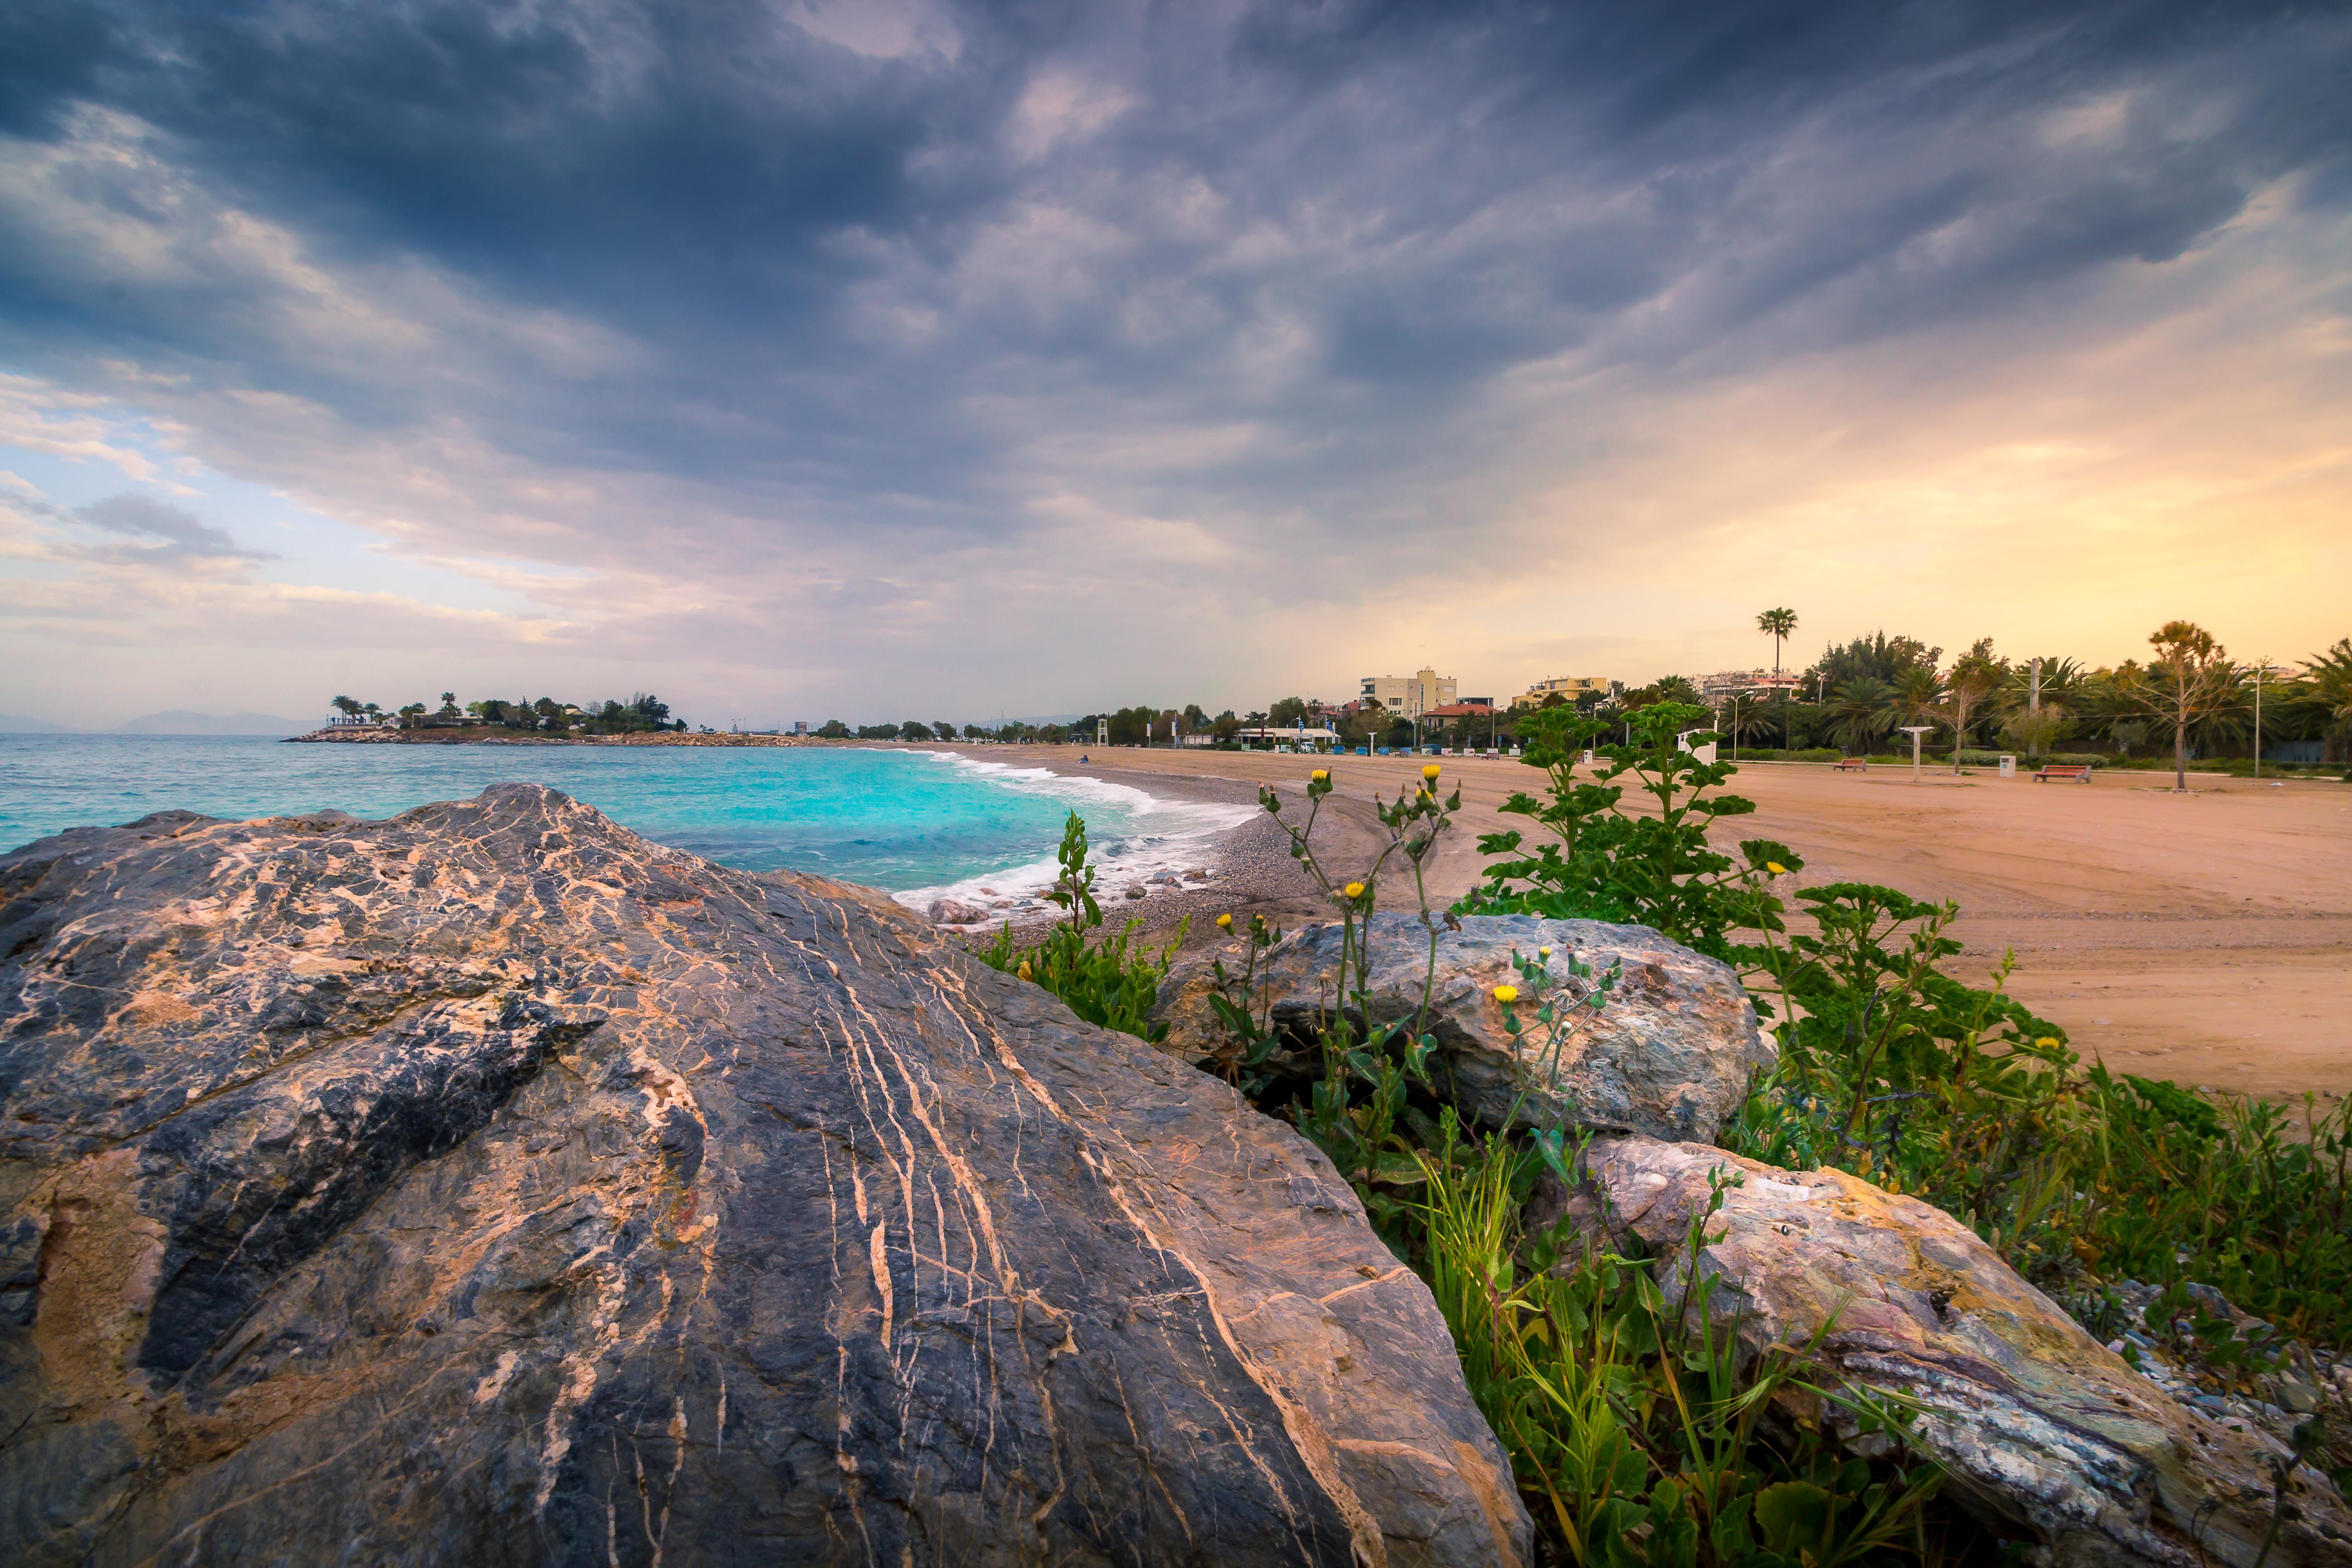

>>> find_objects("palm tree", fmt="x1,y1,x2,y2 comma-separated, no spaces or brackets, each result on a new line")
1888,664,1944,732
1827,677,1896,755
1756,608,1797,749
2303,638,2352,760
331,694,361,720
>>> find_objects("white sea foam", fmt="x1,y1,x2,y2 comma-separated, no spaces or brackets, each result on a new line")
891,751,1254,921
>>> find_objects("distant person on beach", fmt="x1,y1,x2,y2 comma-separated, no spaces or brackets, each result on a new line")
1080,754,1089,763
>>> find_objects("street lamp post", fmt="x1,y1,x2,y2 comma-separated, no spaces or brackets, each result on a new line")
2253,659,2272,780
1900,725,1933,784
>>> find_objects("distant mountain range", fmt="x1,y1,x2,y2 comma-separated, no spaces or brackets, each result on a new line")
0,711,311,735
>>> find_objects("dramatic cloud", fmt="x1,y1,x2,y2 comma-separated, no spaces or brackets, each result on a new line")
0,0,2346,724
74,494,275,563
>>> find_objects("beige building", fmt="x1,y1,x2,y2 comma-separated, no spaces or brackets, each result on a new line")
1514,676,1613,709
1359,667,1456,718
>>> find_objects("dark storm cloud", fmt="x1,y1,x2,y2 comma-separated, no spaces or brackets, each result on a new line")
1,0,2347,558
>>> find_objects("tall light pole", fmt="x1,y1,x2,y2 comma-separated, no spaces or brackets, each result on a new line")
2252,658,2274,779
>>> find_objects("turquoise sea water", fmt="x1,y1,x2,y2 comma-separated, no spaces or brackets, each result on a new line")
0,736,1246,901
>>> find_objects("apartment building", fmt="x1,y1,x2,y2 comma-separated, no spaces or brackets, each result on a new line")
1514,676,1614,709
1359,667,1456,718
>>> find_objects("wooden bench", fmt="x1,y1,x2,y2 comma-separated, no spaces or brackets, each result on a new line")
1832,758,1868,773
2034,764,2092,784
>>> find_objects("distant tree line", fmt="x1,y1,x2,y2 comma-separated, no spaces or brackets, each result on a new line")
782,617,2352,777
328,691,685,736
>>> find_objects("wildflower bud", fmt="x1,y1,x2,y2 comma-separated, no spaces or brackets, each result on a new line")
1016,962,1033,981
1538,946,1551,959
1493,984,1518,1004
1216,912,1233,929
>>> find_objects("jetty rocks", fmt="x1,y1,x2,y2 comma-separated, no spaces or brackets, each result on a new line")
1153,914,1769,1144
0,785,1527,1567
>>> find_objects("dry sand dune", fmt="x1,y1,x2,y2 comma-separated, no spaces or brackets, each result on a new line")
943,745,2352,1107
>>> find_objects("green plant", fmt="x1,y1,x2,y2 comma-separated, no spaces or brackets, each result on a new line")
1465,717,2352,1346
980,812,1185,1039
1417,1113,1958,1565
1459,702,1799,964
1256,764,1457,1232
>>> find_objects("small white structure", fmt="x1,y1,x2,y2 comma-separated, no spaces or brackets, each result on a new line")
1998,755,2016,779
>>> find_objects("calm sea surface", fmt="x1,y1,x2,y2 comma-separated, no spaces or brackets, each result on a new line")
0,736,1242,899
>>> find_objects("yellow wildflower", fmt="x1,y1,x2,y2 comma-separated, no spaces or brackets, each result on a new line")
1311,769,1329,784
1216,912,1234,929
1422,762,1441,781
1016,962,1033,981
1538,946,1552,959
1493,984,1519,1004
1343,882,1365,899
2034,1036,2060,1048
1766,862,1788,876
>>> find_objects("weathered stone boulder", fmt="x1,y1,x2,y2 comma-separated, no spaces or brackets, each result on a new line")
1560,1137,2352,1568
1152,914,1768,1143
0,785,1527,1567
923,895,990,925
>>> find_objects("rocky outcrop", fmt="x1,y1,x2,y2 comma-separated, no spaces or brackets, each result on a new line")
1152,914,1768,1143
0,785,1527,1567
1560,1137,2352,1568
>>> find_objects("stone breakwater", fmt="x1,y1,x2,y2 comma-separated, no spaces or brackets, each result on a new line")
0,784,1526,1566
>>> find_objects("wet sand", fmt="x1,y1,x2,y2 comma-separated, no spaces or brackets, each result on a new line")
936,745,2352,1105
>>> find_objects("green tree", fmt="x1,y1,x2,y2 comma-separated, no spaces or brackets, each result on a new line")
1266,696,1313,728
1888,664,1943,731
1939,639,2006,771
331,694,361,720
1826,678,1895,755
2145,621,2238,792
1756,607,1797,673
1757,607,1798,745
1801,631,1940,695
2297,638,2352,760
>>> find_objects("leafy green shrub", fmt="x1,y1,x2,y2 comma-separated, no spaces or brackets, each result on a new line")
977,812,1183,1039
1456,703,1793,963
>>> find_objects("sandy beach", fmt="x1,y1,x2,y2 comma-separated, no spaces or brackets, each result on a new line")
935,744,2352,1107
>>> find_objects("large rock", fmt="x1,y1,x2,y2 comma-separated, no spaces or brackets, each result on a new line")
0,785,1527,1567
1152,914,1768,1143
1561,1137,2352,1568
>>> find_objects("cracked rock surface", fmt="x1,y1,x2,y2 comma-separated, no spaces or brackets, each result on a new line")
1561,1136,2352,1568
0,783,1526,1567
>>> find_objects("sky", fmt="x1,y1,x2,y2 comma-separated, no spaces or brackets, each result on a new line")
1,0,2347,729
